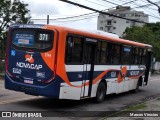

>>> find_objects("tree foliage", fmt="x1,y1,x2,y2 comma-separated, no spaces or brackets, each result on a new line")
0,0,31,58
122,22,160,61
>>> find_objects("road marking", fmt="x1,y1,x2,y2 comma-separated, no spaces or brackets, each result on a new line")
0,96,39,105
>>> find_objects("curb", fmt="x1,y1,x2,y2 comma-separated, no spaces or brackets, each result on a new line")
100,96,160,120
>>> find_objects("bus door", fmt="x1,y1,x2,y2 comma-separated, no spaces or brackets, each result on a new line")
81,38,97,98
144,49,152,85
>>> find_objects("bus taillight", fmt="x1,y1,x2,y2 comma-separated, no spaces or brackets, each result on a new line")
6,70,14,77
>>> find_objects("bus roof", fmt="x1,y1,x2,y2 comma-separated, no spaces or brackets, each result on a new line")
11,24,152,48
46,25,152,48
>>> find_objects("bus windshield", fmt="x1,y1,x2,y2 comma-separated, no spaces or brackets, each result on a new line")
12,29,54,51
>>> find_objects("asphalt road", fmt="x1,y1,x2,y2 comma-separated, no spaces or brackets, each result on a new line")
0,75,160,120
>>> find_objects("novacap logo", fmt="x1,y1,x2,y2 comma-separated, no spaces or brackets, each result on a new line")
25,54,34,63
16,54,42,70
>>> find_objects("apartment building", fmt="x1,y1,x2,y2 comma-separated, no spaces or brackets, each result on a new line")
97,6,149,37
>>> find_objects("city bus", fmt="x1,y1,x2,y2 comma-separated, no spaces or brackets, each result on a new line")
5,24,152,103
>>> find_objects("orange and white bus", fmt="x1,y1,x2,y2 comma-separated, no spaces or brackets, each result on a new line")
5,24,152,103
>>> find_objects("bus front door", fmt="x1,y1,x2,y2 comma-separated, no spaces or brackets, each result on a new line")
81,41,96,98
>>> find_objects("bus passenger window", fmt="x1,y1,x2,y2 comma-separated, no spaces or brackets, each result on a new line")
123,46,131,65
100,41,108,64
113,44,121,64
134,48,139,64
142,49,146,64
65,36,83,64
139,48,143,64
111,44,121,64
65,37,72,63
96,41,108,64
96,41,101,64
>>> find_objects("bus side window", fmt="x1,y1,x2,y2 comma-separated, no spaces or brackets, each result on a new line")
109,43,114,64
122,46,131,65
65,36,72,63
100,41,108,64
139,48,143,64
65,36,83,64
96,41,108,64
113,44,121,64
142,49,146,64
134,47,139,64
111,44,121,64
96,41,101,64
131,47,135,64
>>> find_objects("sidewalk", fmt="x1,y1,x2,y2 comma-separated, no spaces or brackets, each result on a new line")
0,72,5,80
104,97,160,120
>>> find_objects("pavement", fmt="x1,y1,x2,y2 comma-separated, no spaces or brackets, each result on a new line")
104,97,160,120
0,72,5,80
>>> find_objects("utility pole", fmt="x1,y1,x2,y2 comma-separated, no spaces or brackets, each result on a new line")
146,0,160,15
47,15,49,24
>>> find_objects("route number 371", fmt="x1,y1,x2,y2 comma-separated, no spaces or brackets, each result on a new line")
38,33,49,41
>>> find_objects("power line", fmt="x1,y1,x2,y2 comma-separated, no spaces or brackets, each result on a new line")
58,0,148,24
31,12,97,21
146,0,160,8
146,0,160,14
31,0,160,22
132,0,160,19
85,0,110,8
131,0,158,11
133,1,160,9
101,0,119,6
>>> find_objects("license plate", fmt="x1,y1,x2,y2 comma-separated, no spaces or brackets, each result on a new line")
24,80,33,84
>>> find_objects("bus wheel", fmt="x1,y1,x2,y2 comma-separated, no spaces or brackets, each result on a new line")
132,80,140,93
94,82,106,103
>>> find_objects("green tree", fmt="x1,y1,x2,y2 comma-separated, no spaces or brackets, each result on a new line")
122,23,160,61
0,0,31,59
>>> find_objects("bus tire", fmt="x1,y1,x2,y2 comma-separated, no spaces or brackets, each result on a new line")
132,79,141,93
94,81,106,103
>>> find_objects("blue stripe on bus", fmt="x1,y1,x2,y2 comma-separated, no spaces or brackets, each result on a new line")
66,70,145,82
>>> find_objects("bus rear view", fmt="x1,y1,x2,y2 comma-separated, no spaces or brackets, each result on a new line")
5,24,152,103
5,25,59,98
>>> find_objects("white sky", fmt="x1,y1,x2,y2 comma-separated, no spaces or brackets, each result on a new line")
22,0,160,30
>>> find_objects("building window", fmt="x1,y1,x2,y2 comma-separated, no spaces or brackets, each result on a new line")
120,14,126,17
107,27,111,31
100,21,103,24
126,20,129,23
135,14,140,17
107,20,112,25
114,20,116,23
100,27,103,30
113,27,116,29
